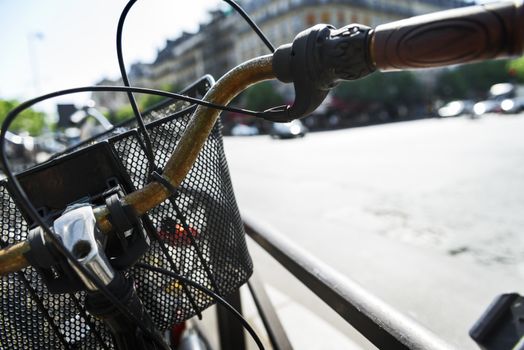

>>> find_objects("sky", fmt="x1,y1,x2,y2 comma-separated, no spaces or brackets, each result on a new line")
0,0,222,111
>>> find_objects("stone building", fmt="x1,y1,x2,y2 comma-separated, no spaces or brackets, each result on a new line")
93,0,466,111
235,0,466,62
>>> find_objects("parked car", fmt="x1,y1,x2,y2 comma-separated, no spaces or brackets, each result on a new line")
488,82,515,99
501,97,524,114
473,99,502,116
231,123,259,136
437,100,474,118
473,83,524,116
269,120,307,139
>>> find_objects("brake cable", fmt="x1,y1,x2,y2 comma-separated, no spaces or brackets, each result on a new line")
116,0,275,174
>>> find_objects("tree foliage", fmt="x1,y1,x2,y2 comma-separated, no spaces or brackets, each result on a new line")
333,71,425,105
111,105,134,124
109,82,181,124
508,56,524,83
0,99,46,135
242,81,285,110
434,59,512,101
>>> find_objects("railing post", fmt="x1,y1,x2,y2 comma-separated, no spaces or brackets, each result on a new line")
247,270,294,350
216,289,246,350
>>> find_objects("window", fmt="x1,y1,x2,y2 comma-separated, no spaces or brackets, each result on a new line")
293,16,302,32
337,12,345,26
306,12,315,26
321,11,331,23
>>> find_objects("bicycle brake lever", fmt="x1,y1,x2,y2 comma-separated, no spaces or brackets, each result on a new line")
26,205,116,293
262,23,375,122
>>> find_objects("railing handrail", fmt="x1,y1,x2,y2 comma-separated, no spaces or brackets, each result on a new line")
243,212,458,350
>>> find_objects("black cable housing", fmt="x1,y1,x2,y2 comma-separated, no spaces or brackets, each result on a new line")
116,0,156,169
114,0,275,168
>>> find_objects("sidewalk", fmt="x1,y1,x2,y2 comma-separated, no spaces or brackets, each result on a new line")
197,282,365,350
241,284,364,350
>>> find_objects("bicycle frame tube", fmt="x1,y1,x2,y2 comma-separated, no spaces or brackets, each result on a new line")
96,55,275,233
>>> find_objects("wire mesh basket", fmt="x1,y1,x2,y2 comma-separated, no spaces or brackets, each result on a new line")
0,76,253,349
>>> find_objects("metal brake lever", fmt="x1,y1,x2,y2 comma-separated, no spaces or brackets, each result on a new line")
26,205,115,292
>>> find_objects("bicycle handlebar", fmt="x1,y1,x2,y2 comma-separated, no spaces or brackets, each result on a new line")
0,1,523,276
372,1,524,71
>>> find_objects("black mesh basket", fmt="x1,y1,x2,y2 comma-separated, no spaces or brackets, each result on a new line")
0,76,253,349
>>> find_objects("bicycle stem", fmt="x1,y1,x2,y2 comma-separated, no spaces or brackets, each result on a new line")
0,1,523,275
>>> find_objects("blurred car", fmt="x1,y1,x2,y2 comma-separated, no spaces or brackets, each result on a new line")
231,123,259,136
269,120,307,139
488,82,515,99
501,97,524,114
473,99,502,116
4,131,36,164
437,100,474,118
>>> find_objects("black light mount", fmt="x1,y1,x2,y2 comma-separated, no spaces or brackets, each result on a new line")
263,23,375,122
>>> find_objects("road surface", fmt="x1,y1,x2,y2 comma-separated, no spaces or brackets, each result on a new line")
223,114,524,349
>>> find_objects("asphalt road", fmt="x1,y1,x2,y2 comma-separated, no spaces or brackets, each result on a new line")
223,114,524,349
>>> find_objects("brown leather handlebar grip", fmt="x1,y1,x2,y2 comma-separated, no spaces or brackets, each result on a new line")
372,1,524,71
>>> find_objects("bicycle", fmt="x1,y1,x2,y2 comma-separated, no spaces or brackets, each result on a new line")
0,0,523,349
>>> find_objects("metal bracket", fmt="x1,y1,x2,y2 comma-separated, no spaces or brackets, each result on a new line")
470,293,524,350
53,205,115,291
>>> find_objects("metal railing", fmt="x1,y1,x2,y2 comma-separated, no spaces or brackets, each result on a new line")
237,213,458,350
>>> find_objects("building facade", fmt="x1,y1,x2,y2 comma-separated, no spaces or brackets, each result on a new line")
235,0,465,62
94,0,467,111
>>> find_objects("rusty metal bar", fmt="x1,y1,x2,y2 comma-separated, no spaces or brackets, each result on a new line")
94,54,274,234
0,241,31,275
